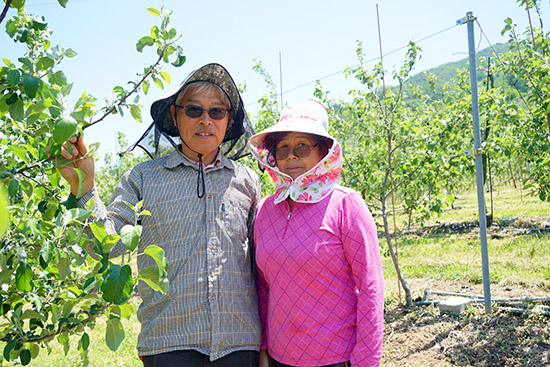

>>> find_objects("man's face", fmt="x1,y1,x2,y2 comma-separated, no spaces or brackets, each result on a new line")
171,88,230,165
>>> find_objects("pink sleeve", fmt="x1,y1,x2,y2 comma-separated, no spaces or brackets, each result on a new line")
341,193,384,366
254,199,269,351
256,267,269,351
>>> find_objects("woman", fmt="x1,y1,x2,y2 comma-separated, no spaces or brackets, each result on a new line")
248,100,384,367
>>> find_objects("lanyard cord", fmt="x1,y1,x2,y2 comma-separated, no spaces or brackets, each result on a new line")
174,111,207,199
196,153,205,198
179,139,206,199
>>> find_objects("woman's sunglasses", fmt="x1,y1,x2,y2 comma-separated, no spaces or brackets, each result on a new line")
272,143,319,161
175,104,230,120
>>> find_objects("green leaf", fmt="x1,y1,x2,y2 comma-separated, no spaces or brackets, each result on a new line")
7,69,21,86
105,318,125,352
57,0,69,7
102,234,120,253
0,187,8,237
62,208,92,226
147,7,160,16
3,339,17,361
118,302,135,320
50,70,68,86
139,267,169,293
57,256,71,280
53,115,78,143
8,179,19,198
167,27,177,40
89,222,108,243
23,76,40,99
8,145,28,163
18,57,34,73
74,168,85,198
136,36,155,52
60,193,78,209
36,56,54,71
30,343,39,359
142,79,150,95
144,245,167,275
64,48,78,57
120,224,141,251
9,0,24,9
39,241,53,264
129,105,142,122
172,46,186,67
21,309,44,320
15,262,33,292
57,333,70,355
8,97,24,121
30,16,47,31
160,71,171,84
152,75,164,89
101,265,134,305
19,349,31,365
80,332,90,351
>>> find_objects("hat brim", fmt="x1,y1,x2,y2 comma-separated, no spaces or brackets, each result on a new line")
249,119,334,147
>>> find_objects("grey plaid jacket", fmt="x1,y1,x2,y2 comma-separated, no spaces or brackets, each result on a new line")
79,149,261,360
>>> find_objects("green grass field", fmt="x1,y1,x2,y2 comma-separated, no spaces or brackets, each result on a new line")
2,184,549,366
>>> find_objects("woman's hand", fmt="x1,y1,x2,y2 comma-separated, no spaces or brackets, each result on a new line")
259,350,269,367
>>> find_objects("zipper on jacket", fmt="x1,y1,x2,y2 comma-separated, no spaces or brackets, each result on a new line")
282,206,292,239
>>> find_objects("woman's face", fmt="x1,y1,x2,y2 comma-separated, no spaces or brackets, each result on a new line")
274,132,324,180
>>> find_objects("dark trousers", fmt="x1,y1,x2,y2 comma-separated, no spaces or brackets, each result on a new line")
142,350,259,367
268,354,350,367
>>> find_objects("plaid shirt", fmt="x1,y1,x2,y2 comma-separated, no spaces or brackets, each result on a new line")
79,149,261,360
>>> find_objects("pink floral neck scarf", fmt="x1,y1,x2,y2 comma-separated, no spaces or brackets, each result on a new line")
249,139,343,204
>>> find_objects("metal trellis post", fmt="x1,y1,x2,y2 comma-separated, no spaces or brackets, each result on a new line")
457,11,492,314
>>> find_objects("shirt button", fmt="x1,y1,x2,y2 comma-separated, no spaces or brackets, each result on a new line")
211,296,215,300
208,194,212,199
210,245,214,249
210,272,215,276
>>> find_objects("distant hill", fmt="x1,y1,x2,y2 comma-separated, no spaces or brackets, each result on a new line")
398,43,527,104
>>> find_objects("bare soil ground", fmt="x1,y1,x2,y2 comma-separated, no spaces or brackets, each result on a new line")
382,218,550,367
382,280,550,367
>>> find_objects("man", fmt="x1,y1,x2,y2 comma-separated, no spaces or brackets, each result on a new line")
58,63,261,366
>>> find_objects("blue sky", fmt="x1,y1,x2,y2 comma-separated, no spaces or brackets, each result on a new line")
1,0,548,159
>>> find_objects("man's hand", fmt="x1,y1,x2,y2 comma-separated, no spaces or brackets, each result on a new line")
57,136,95,198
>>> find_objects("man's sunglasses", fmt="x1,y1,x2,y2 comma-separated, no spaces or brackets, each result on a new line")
271,143,319,161
175,104,230,120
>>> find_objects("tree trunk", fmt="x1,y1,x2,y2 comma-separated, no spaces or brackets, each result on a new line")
380,177,412,307
382,209,413,307
508,160,517,188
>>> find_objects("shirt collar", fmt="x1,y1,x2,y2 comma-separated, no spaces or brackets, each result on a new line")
164,146,235,171
248,139,342,204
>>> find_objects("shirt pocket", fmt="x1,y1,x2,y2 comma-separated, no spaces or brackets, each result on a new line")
221,191,252,248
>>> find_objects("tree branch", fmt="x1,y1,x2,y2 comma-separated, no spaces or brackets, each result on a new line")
82,44,170,130
0,0,12,25
2,303,112,344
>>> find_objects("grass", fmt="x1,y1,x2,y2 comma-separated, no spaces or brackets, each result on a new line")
429,183,547,223
3,184,549,366
382,233,550,286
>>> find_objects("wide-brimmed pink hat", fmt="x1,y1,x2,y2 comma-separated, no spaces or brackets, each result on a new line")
249,99,335,147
